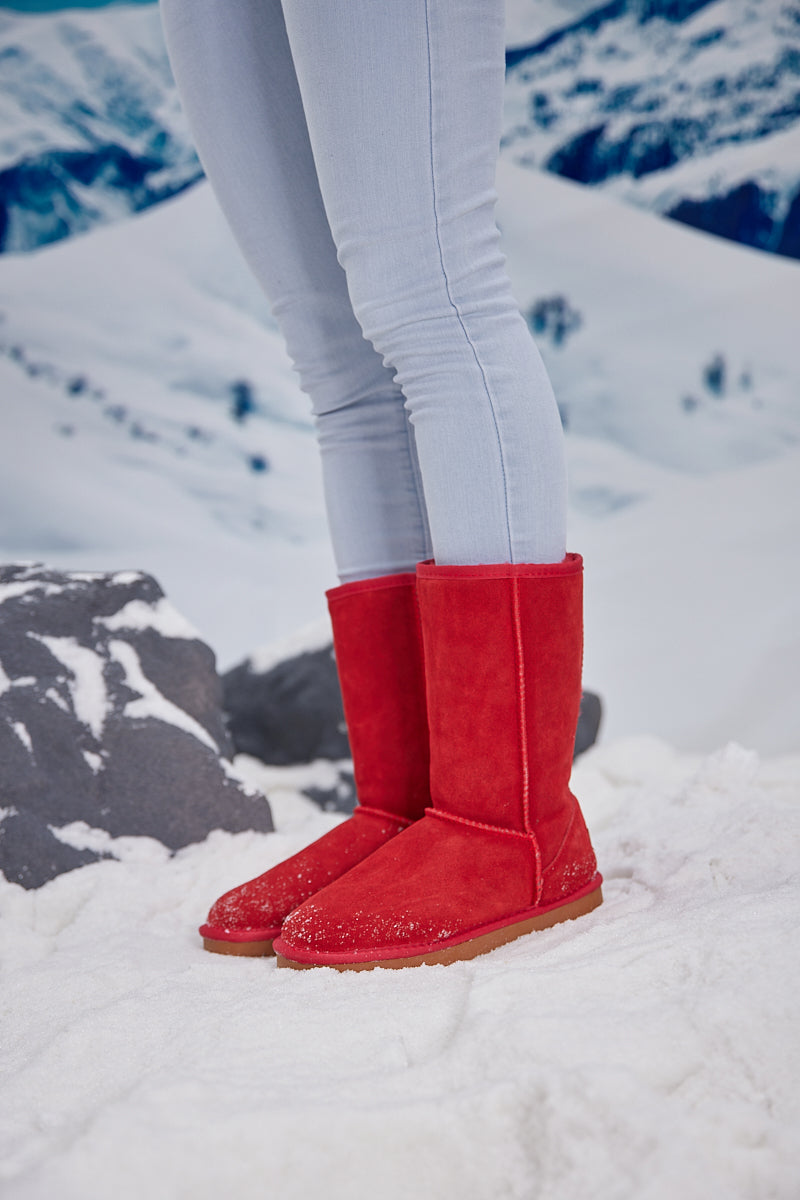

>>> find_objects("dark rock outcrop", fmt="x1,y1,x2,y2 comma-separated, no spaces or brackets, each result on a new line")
667,180,800,256
222,641,603,814
0,564,272,889
223,645,349,768
0,145,203,254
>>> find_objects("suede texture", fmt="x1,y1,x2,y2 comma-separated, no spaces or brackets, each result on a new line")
517,567,584,859
278,816,536,955
201,574,429,941
415,574,525,829
277,556,599,963
539,800,599,906
204,807,408,936
328,572,430,821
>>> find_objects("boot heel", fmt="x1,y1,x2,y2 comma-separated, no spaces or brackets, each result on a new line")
202,936,275,956
276,877,604,970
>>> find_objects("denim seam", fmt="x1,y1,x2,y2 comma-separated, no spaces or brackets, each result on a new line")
422,0,513,562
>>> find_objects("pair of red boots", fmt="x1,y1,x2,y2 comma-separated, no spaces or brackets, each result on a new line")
200,556,602,970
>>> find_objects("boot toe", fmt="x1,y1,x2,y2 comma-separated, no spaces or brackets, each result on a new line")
201,809,410,944
276,815,537,965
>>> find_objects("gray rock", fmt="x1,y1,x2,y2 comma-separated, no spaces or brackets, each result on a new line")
222,644,356,813
0,564,272,889
222,645,349,766
575,690,603,758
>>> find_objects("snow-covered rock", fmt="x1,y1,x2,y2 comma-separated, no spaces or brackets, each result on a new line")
0,563,272,888
502,0,800,257
0,6,200,252
221,621,356,814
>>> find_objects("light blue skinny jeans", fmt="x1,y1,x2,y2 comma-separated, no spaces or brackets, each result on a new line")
159,0,567,581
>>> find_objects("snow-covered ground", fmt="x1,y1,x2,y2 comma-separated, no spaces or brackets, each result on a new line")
1,740,799,1199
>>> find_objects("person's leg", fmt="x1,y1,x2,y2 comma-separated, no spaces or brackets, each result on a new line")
159,0,432,580
200,570,430,956
159,0,433,954
280,0,567,565
268,1,599,970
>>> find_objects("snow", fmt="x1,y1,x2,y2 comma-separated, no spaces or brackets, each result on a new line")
43,684,68,711
81,749,103,773
31,633,108,739
97,595,201,640
0,581,47,603
11,722,33,753
233,752,352,812
48,819,168,862
503,0,601,48
0,740,798,1199
107,638,219,753
606,120,800,223
112,570,146,585
246,615,334,676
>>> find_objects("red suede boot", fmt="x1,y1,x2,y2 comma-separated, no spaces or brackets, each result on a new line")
200,572,430,955
274,554,602,970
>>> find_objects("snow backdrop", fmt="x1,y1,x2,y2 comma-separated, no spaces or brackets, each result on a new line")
1,3,799,1198
2,156,798,753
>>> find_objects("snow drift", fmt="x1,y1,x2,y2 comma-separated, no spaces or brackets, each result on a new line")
0,739,798,1199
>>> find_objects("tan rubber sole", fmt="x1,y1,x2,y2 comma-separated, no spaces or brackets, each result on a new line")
276,885,603,971
202,936,275,957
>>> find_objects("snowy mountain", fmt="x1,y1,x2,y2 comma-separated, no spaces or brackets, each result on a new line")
0,174,333,667
0,6,200,252
1,159,799,752
2,0,799,256
502,0,800,258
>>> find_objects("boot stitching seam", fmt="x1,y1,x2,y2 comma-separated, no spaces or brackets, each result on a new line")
542,799,578,873
356,804,414,827
511,577,531,834
426,807,533,841
411,579,432,780
512,576,543,904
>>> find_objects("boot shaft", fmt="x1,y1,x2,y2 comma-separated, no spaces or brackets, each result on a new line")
274,555,600,969
327,572,430,821
416,555,583,842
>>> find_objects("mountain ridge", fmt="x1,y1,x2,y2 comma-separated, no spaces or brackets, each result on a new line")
1,1,799,258
0,7,200,251
502,0,800,258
